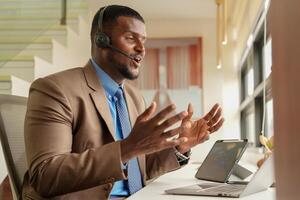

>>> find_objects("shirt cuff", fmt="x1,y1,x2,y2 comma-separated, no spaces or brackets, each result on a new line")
174,148,191,166
121,161,128,170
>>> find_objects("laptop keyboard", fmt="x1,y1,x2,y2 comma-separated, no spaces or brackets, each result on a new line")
201,184,246,194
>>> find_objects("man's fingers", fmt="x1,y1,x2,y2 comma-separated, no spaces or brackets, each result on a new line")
208,118,225,133
156,111,188,133
188,103,194,115
186,103,194,121
195,129,210,143
161,125,188,139
138,102,157,122
162,137,188,149
195,118,208,130
205,134,210,141
203,103,220,121
182,103,193,125
150,104,177,124
207,107,222,126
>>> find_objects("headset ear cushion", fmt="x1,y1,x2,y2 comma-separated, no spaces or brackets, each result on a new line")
95,32,110,48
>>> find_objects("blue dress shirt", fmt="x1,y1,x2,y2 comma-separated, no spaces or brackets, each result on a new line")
91,59,130,197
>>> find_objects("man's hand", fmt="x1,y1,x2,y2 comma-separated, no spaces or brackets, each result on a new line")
120,102,189,163
176,103,224,154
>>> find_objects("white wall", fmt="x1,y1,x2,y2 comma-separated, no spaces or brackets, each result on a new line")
47,15,91,74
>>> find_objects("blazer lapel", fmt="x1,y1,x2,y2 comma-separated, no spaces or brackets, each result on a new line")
83,61,116,140
84,63,146,184
124,83,146,185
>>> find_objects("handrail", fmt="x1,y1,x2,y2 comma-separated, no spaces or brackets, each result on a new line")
60,0,67,25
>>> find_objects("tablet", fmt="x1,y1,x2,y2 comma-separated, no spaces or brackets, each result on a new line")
195,139,248,183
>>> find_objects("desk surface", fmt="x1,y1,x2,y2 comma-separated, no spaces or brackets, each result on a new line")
128,161,275,200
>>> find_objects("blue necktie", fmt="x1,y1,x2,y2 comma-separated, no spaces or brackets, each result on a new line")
115,87,143,195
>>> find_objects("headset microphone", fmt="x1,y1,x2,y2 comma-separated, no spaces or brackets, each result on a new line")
95,6,135,61
107,44,135,60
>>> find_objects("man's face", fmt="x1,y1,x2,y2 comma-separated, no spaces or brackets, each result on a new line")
106,16,146,80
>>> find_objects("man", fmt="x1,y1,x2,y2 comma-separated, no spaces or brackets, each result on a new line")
22,5,224,200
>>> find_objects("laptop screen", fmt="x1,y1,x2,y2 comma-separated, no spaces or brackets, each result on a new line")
195,140,248,183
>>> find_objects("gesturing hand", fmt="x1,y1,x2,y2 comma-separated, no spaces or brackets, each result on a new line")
120,102,189,163
176,103,224,154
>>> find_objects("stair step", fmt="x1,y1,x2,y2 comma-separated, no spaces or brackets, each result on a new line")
0,29,66,37
0,32,66,48
0,0,85,3
0,53,52,62
0,24,66,31
0,8,86,15
0,18,78,25
0,0,84,1
0,56,34,69
0,49,52,62
0,43,52,50
0,75,14,91
0,36,53,44
0,59,35,82
0,54,33,61
0,13,80,20
0,75,30,97
0,2,87,9
0,0,87,6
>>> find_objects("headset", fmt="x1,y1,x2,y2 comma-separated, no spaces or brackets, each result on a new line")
95,6,111,48
94,6,135,60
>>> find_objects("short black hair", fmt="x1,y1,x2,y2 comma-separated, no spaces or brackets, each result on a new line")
90,5,145,44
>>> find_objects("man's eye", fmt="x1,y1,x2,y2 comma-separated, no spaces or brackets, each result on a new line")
126,36,135,40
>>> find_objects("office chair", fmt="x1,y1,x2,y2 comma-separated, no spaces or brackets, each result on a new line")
0,94,27,200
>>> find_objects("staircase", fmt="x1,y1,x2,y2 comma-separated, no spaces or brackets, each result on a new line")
0,0,89,97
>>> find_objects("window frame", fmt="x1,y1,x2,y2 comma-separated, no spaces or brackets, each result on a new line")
239,4,272,146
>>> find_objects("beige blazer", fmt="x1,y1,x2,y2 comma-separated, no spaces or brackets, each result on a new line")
22,61,180,200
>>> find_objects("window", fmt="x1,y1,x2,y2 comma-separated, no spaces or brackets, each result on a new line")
241,107,256,146
263,38,272,79
241,50,255,101
265,99,274,137
246,68,254,96
239,7,273,146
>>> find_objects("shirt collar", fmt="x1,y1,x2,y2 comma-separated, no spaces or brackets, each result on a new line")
91,58,123,99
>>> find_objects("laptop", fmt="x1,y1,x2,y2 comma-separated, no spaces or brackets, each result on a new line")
165,154,274,198
195,139,248,183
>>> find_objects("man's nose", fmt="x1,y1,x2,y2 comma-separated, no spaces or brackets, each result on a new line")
134,40,145,54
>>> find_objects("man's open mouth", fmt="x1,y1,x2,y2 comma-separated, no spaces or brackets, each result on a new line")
133,55,142,63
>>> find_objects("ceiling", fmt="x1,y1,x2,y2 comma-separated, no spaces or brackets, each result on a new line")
87,0,218,20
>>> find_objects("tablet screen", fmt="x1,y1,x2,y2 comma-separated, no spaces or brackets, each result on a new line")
195,140,248,183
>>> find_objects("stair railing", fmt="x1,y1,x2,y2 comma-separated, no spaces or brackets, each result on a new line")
60,0,67,25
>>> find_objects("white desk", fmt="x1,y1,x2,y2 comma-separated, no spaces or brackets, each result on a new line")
128,161,275,200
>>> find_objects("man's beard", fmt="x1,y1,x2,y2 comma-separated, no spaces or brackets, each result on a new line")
108,53,140,80
118,65,139,80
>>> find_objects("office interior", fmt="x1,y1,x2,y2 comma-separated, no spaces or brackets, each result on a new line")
0,0,299,199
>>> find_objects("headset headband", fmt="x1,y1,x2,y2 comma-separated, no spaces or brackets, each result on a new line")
98,6,108,32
